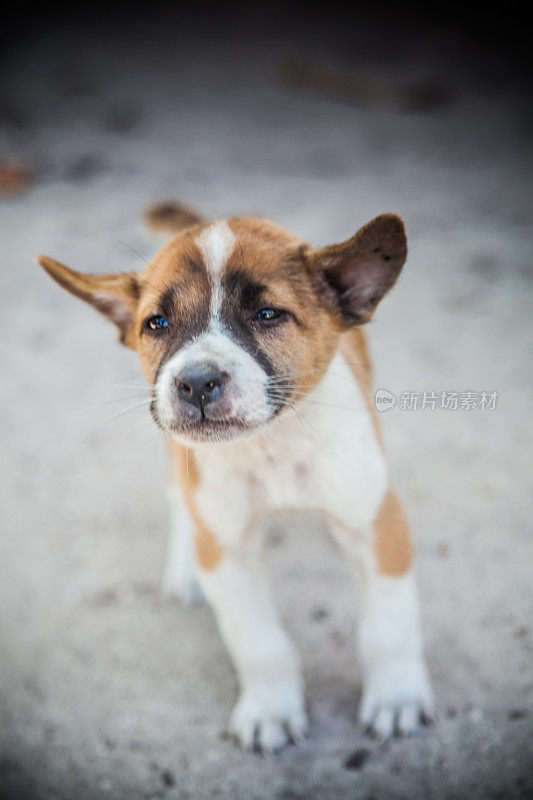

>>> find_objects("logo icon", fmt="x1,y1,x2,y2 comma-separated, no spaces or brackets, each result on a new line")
374,389,396,412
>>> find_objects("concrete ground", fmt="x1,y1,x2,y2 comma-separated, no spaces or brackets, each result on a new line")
1,13,532,800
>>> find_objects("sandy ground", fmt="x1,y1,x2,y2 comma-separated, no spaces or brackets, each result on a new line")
1,16,532,800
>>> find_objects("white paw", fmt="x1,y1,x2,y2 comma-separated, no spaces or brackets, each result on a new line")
161,571,206,605
229,683,308,753
359,660,434,739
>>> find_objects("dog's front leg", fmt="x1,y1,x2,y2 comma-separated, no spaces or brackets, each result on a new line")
357,561,434,738
161,485,205,604
197,539,307,752
168,443,306,751
332,490,434,738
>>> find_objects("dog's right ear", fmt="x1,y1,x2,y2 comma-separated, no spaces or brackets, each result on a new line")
309,214,407,327
144,201,206,233
37,256,140,348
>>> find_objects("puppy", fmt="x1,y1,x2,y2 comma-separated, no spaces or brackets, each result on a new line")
38,202,433,753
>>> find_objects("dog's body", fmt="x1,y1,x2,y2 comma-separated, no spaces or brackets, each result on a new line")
39,204,433,752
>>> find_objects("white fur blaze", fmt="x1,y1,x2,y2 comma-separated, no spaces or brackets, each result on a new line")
195,221,236,319
195,220,236,278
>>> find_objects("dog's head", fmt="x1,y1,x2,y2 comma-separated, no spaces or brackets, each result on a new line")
38,205,406,444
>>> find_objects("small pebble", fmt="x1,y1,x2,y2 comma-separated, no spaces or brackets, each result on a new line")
508,709,528,721
344,747,371,770
161,769,175,787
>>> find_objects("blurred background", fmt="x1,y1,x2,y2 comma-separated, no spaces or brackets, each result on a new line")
1,4,532,799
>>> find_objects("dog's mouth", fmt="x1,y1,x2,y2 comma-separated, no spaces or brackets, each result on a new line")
150,397,278,443
166,416,273,444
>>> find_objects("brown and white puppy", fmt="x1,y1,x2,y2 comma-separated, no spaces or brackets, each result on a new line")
38,202,433,753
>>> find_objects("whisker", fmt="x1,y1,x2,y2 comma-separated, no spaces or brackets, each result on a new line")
106,383,150,390
267,386,366,414
99,395,151,405
290,405,313,447
118,240,150,265
101,399,154,423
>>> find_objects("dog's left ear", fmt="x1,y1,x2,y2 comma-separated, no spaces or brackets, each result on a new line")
37,256,140,347
310,214,407,326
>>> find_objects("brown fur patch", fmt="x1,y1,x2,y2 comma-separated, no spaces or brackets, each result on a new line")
134,229,211,386
373,489,412,576
169,441,223,571
223,218,341,399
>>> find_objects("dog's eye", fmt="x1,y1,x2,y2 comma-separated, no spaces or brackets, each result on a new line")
253,308,283,323
146,315,169,332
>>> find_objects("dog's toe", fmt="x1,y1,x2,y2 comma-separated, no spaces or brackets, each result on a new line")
362,698,435,739
372,706,396,739
396,703,420,736
359,665,434,739
229,691,308,754
256,720,289,753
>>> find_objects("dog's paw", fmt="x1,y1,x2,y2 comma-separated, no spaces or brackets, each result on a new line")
161,572,206,606
359,661,434,739
229,684,308,753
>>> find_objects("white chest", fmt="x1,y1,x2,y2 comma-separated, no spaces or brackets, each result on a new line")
195,353,388,541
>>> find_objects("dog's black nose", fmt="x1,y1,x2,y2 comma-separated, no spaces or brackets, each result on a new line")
176,364,225,411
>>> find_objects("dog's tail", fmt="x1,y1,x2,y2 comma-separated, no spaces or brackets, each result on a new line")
144,201,205,234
